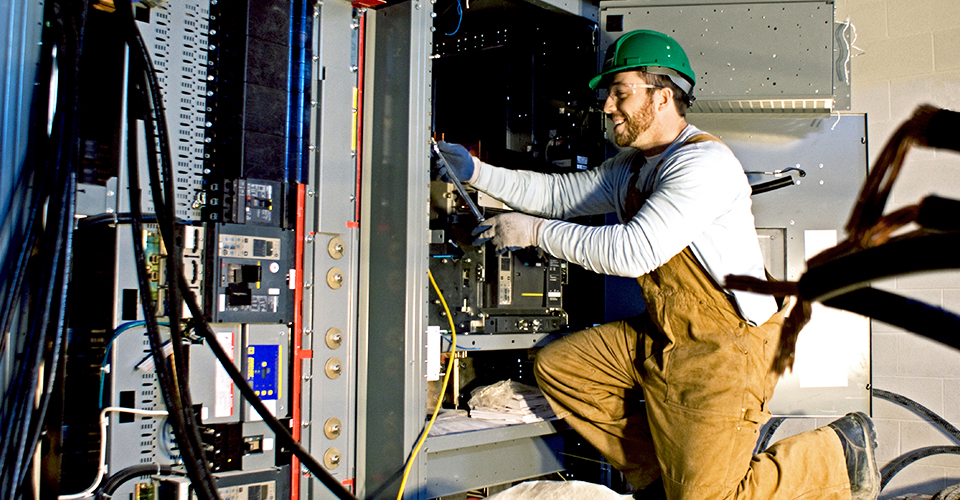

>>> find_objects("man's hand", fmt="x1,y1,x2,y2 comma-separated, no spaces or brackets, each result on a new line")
472,213,546,254
436,141,475,183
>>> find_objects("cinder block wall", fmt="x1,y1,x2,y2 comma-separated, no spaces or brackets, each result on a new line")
769,1,960,498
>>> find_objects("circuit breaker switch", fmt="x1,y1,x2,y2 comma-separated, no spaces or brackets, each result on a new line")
227,263,261,284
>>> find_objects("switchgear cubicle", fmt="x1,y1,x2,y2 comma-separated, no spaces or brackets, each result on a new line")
8,0,869,498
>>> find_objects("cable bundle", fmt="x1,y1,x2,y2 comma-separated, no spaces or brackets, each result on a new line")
0,0,86,497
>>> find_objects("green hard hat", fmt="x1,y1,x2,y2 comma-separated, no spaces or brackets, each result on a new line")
589,29,695,92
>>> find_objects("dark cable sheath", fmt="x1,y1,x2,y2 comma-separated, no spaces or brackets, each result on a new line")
824,288,960,358
115,0,221,497
880,446,960,491
95,464,184,499
873,389,960,445
114,1,352,497
124,73,220,500
0,0,83,494
873,389,960,492
176,273,356,500
76,212,159,228
750,177,796,196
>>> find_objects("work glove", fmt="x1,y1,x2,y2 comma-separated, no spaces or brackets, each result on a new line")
436,141,475,184
472,212,546,254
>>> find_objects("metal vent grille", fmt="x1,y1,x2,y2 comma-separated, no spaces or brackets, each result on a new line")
690,98,835,114
138,1,210,221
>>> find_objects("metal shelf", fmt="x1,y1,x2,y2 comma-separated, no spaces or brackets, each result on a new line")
442,332,563,352
425,420,568,498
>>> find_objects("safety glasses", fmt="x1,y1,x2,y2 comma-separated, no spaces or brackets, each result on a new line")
602,83,662,102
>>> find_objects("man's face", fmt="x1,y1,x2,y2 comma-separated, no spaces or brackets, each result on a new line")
603,72,658,149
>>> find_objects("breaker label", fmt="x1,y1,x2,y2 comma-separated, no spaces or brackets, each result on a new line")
215,331,235,418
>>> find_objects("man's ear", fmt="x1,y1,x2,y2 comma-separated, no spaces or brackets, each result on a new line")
656,86,674,112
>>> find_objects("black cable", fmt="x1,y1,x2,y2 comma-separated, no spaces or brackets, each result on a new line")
873,389,960,492
798,232,960,303
824,288,960,354
880,446,960,491
110,2,353,497
124,73,220,500
873,389,960,446
750,177,796,196
95,464,184,499
0,0,84,495
76,212,159,228
115,1,222,497
176,273,355,499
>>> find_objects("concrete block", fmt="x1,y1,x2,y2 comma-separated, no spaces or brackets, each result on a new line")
873,332,899,376
934,29,960,72
887,0,960,38
880,464,946,500
888,159,960,207
898,333,960,378
875,417,903,465
901,420,960,467
851,80,891,121
852,33,934,82
944,379,960,422
874,377,944,420
837,0,887,42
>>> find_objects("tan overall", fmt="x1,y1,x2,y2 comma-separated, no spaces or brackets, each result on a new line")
534,135,852,500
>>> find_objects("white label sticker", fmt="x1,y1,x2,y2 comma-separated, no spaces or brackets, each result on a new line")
427,326,440,382
214,331,235,418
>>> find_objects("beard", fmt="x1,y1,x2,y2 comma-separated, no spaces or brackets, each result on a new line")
613,97,655,148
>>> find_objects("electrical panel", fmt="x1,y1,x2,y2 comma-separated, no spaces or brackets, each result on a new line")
58,0,362,497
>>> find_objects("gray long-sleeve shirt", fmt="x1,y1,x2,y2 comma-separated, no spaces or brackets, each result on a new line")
470,124,777,325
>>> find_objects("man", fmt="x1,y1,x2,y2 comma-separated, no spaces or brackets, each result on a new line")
437,30,879,500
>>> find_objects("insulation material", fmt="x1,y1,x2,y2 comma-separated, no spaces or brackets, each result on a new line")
486,480,631,500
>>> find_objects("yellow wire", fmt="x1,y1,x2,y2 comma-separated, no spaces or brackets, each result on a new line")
396,269,458,500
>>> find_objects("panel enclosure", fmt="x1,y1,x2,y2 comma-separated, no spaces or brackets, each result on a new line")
689,113,870,416
599,1,845,112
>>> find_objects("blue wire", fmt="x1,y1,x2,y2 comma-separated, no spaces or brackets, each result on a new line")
445,0,463,36
441,333,479,350
99,321,170,408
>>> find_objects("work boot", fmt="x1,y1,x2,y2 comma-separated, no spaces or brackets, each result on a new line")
828,412,881,500
632,477,666,500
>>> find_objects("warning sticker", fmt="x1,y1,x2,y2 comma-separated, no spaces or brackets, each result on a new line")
214,330,235,418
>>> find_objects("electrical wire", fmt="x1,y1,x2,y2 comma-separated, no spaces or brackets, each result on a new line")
98,321,171,408
874,389,960,442
395,269,458,500
112,1,354,495
115,0,222,496
445,0,463,36
0,0,85,495
873,388,960,492
58,407,169,500
96,463,184,500
122,52,220,500
174,270,356,499
881,446,960,491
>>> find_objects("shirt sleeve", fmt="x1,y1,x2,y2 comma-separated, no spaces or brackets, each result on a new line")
538,142,751,278
470,151,638,219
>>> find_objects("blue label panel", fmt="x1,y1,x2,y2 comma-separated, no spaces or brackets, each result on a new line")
246,344,279,401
